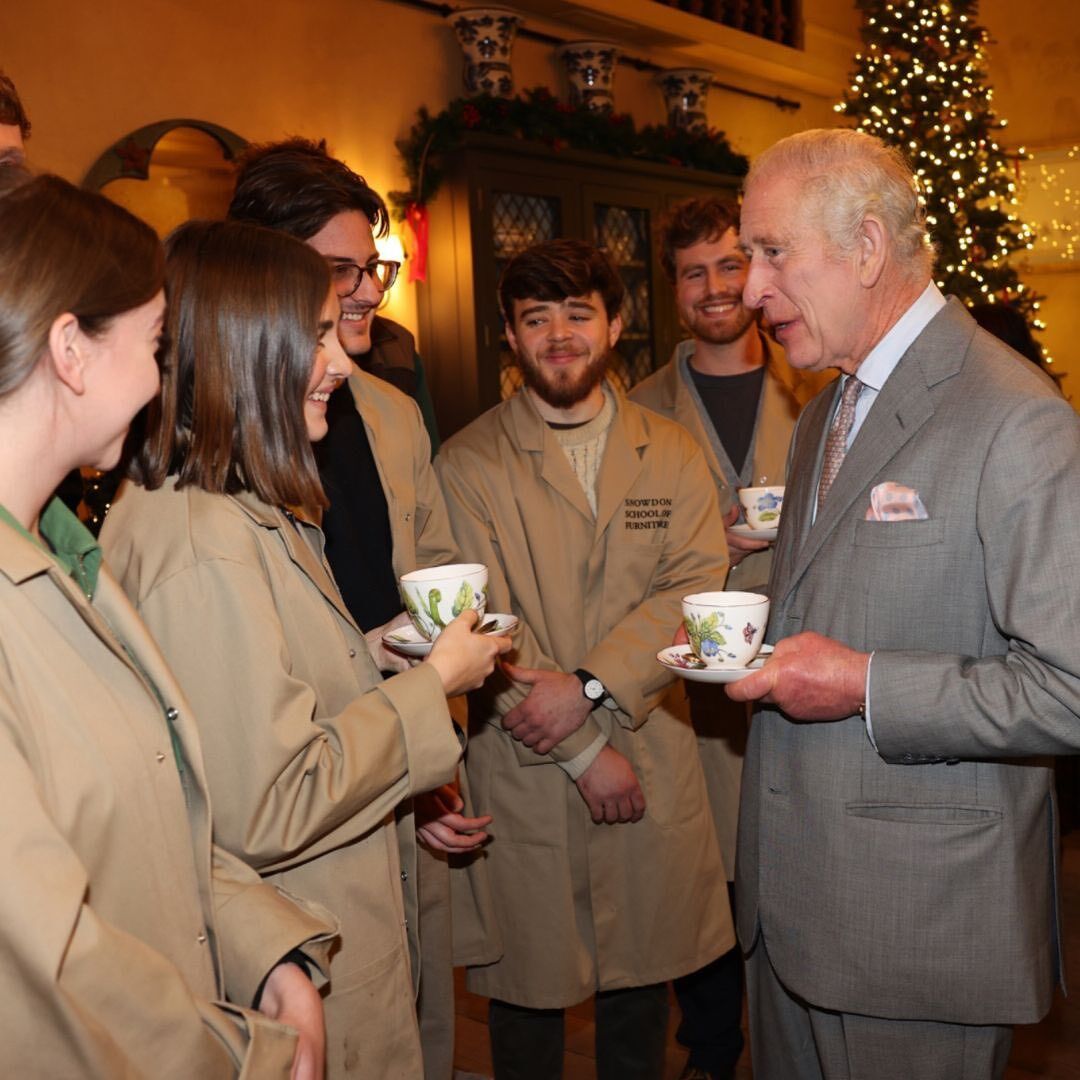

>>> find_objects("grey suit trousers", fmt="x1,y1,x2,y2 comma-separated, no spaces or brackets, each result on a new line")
747,939,1012,1080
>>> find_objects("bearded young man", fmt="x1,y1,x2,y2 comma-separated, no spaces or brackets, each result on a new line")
436,239,733,1079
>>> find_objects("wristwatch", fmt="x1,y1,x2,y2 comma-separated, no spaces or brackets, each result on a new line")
573,668,607,703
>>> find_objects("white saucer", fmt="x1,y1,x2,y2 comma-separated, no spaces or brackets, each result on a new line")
657,644,773,684
384,613,519,658
730,523,778,542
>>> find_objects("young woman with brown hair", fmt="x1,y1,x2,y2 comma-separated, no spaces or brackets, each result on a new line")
101,219,508,1079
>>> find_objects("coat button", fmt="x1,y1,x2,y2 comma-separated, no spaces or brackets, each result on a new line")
156,752,166,763
165,707,179,721
401,869,408,882
196,932,207,944
348,648,357,658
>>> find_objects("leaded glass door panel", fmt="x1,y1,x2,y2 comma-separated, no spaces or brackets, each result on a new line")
584,186,665,391
491,189,562,399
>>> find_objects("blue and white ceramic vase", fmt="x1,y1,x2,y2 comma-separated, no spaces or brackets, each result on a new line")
557,40,620,111
446,6,523,98
656,68,714,133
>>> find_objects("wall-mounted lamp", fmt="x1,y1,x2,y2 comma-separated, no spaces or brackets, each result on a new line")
375,233,406,310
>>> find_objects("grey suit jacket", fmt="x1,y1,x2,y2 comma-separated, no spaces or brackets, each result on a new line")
738,298,1080,1025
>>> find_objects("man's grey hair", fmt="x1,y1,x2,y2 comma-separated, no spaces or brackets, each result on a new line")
746,128,935,276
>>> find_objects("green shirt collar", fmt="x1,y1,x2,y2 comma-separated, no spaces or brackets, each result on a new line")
0,498,103,598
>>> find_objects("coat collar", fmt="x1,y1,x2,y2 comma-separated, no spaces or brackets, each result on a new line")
663,333,799,492
0,513,53,587
777,297,976,603
502,383,650,535
227,490,360,632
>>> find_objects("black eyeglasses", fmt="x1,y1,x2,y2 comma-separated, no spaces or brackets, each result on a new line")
329,259,400,297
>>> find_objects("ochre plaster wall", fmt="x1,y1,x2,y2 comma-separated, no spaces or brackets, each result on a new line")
981,0,1079,399
0,0,853,338
1,0,1073,395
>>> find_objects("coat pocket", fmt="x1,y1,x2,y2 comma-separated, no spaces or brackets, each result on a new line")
853,518,945,549
845,802,1001,824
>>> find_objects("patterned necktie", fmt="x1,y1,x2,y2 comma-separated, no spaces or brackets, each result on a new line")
816,375,863,513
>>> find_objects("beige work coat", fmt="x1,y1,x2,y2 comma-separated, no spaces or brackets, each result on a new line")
629,337,821,874
101,480,462,1079
0,509,337,1077
629,334,820,593
347,364,457,577
436,387,735,1008
347,365,497,1080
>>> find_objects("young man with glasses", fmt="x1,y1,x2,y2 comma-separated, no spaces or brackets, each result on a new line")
229,138,481,1080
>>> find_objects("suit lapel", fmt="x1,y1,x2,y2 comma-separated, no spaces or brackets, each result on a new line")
779,300,973,603
770,388,833,601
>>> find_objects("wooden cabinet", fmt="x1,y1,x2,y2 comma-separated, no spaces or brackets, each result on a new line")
415,133,741,436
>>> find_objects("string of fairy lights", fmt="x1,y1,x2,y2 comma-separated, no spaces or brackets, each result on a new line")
835,0,1054,364
1027,146,1079,263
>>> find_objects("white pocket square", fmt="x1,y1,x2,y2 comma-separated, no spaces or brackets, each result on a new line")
866,482,929,521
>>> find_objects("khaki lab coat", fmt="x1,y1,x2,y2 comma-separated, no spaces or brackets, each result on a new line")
346,364,457,576
630,334,820,592
436,387,735,1008
347,366,495,1080
0,507,336,1077
102,480,462,1079
629,336,820,877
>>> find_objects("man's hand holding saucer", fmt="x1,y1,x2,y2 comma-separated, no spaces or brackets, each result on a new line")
726,630,870,722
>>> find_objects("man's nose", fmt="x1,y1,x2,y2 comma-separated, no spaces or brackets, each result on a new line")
743,259,769,309
354,269,383,304
705,267,730,295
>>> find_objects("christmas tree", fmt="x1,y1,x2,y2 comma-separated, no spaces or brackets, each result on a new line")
836,0,1048,356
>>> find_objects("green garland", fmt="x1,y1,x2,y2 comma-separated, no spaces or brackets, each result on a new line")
389,87,748,220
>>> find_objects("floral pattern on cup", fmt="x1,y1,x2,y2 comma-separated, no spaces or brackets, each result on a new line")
738,485,785,531
399,563,488,640
681,591,769,669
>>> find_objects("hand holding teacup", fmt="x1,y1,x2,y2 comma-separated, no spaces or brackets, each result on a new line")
398,563,509,695
399,563,488,640
737,485,784,531
726,486,784,568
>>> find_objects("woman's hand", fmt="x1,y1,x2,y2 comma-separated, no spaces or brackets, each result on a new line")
425,610,511,696
364,611,416,674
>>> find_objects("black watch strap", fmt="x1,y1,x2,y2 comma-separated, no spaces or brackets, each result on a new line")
574,668,606,702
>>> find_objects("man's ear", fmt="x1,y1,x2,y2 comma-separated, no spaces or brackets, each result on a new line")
607,311,623,349
46,313,89,395
504,316,519,356
857,215,888,288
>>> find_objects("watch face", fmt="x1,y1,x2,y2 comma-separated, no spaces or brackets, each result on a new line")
584,678,605,701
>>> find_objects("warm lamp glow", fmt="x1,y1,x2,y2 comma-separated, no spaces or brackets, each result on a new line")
376,233,406,266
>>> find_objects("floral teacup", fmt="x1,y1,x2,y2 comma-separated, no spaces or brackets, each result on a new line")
399,563,488,641
738,486,784,531
681,591,770,669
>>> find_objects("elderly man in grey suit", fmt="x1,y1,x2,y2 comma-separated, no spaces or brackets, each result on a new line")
727,127,1080,1080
